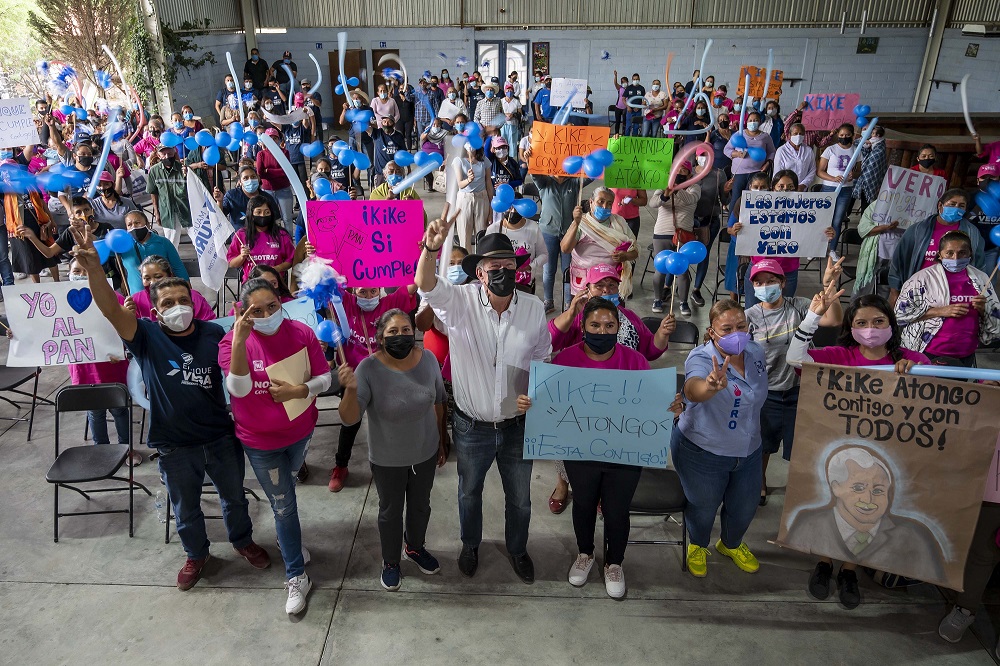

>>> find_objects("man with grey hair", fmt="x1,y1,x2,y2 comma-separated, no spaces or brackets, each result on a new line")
415,209,551,584
785,445,945,605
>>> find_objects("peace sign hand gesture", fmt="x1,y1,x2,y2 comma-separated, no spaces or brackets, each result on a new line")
810,280,845,317
423,203,461,252
706,355,730,392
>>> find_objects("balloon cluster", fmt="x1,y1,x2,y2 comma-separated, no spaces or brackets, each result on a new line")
490,183,539,216
729,132,766,162
344,107,374,134
853,104,873,128
47,63,77,98
980,182,1000,220
0,161,88,195
93,228,135,264
653,241,708,276
381,67,404,82
297,256,353,341
562,148,615,178
312,176,351,201
450,121,485,150
335,74,361,96
455,56,469,68
328,140,372,171
59,104,89,121
94,69,113,90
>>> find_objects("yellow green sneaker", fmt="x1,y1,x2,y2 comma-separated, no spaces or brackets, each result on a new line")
686,544,709,577
715,540,759,573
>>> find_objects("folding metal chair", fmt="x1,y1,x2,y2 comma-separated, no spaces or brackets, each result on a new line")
642,317,699,349
45,384,151,542
0,363,53,441
622,468,688,572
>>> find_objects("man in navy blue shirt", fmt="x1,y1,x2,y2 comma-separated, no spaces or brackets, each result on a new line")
71,224,271,592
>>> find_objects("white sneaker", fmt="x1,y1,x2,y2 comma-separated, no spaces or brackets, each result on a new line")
285,573,312,615
604,564,626,599
568,553,594,587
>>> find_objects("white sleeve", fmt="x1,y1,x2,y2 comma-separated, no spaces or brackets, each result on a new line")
305,371,332,397
226,372,253,398
786,310,821,369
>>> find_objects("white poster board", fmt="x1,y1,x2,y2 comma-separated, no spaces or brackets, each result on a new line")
550,78,588,107
0,98,39,149
736,191,836,258
871,165,947,230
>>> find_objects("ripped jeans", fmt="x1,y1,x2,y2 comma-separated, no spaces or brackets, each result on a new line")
243,435,311,579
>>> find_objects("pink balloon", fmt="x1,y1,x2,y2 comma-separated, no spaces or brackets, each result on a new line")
667,142,715,192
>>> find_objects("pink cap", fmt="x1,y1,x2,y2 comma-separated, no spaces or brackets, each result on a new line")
293,92,305,107
979,163,1000,178
587,264,622,285
492,136,508,148
749,258,786,279
264,127,280,138
98,171,114,183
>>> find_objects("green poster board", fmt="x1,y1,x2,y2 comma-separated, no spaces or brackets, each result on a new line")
603,137,674,190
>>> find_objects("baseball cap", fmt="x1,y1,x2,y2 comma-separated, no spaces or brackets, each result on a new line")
749,258,786,280
978,163,999,179
98,171,114,183
587,264,623,285
264,127,280,138
492,136,508,148
283,50,292,58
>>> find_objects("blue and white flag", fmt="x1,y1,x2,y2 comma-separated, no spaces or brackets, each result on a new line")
186,169,234,291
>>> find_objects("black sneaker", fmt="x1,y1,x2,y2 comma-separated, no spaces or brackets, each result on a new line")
837,568,861,609
458,544,479,577
295,462,309,483
808,561,833,600
509,552,535,584
690,289,706,307
679,301,692,317
403,544,441,574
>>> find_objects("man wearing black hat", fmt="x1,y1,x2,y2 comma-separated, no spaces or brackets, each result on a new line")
416,209,552,584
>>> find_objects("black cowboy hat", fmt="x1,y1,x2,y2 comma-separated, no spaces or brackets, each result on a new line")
461,233,529,277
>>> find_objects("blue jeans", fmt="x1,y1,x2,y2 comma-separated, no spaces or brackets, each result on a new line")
88,407,130,445
453,410,532,556
820,184,854,250
243,435,310,579
642,119,660,138
542,232,572,307
670,429,762,548
0,227,14,286
625,112,642,136
743,268,799,308
157,434,254,560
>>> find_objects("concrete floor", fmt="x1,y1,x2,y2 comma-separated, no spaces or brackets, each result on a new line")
1,184,998,665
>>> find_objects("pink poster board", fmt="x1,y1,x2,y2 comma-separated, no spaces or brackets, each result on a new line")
306,200,425,288
801,93,861,131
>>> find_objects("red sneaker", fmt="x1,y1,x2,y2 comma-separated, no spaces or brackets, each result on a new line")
234,542,271,569
177,555,210,591
328,465,348,492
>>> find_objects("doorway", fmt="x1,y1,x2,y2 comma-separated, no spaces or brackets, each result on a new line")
328,49,367,130
371,48,401,95
475,41,529,104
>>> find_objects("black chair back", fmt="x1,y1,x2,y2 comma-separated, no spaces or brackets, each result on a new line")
631,468,686,514
55,384,130,413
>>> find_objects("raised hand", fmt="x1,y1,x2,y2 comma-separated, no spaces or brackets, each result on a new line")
659,314,677,337
337,363,357,391
810,281,845,316
232,305,254,344
423,203,460,251
823,255,845,286
706,355,730,392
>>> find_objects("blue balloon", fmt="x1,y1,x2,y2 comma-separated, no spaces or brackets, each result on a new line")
853,104,867,117
414,151,432,167
394,150,414,167
429,152,444,166
215,132,231,147
653,250,673,274
512,198,539,217
159,132,181,148
347,76,360,86
332,140,348,154
562,155,584,174
314,178,333,197
665,252,690,276
858,105,872,117
195,129,215,147
105,228,134,254
731,133,747,150
74,108,87,121
856,115,869,128
679,240,708,263
228,122,244,140
339,149,356,167
319,194,336,201
466,133,483,150
590,148,615,167
980,192,1000,221
332,190,352,200
227,139,242,152
988,181,1000,201
464,122,482,137
451,134,467,148
491,197,509,213
93,239,111,264
747,147,766,162
315,320,337,343
583,155,604,178
37,172,67,191
496,183,516,206
184,137,199,151
243,132,258,146
59,104,73,116
61,169,88,189
353,153,371,170
204,145,221,166
302,141,324,158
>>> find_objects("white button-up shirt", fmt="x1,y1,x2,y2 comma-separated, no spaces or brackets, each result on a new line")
421,280,551,422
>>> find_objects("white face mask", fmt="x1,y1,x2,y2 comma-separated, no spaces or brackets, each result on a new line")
651,85,660,92
251,308,284,335
68,273,88,282
495,148,508,159
697,155,708,167
357,295,381,312
790,135,804,146
157,305,194,332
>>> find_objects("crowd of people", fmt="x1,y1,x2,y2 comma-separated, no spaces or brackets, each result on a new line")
3,49,1000,655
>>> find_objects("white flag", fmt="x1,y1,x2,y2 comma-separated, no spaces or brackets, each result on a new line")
186,170,235,292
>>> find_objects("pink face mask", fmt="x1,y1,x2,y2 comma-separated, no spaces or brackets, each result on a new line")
852,327,893,349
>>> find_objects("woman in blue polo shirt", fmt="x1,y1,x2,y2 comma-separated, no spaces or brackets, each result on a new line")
673,299,768,578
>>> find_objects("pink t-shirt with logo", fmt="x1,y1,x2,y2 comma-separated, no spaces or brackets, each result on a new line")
921,221,951,269
218,319,329,450
552,342,651,370
226,227,295,281
924,268,981,358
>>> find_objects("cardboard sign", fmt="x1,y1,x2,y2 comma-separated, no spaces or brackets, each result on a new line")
550,78,588,107
604,137,674,190
528,122,610,177
306,200,424,288
0,98,38,149
523,362,676,468
802,93,861,131
735,191,835,258
870,165,947,230
736,66,784,99
2,281,123,367
776,363,1000,590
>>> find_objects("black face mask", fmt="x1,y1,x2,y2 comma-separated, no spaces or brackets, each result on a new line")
583,331,617,355
675,174,688,184
162,156,176,167
718,120,729,128
251,215,272,228
130,227,149,242
838,136,853,146
77,156,94,167
383,334,415,359
486,267,516,297
918,158,936,169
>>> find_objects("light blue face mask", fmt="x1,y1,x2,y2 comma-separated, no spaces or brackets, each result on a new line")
357,295,380,312
941,206,965,223
447,264,468,284
941,257,971,273
746,121,760,132
753,283,782,304
592,206,612,222
601,293,621,306
386,174,403,186
454,122,466,133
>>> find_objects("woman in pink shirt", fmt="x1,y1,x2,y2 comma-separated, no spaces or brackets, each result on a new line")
227,195,295,281
518,299,655,600
219,277,332,616
787,293,927,609
127,255,216,321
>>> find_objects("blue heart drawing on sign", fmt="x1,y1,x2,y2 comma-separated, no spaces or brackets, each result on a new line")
67,288,93,314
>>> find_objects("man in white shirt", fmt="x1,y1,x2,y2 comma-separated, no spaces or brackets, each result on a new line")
416,208,552,584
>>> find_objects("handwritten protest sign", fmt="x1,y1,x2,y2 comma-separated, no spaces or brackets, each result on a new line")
871,165,946,229
212,297,320,334
523,362,676,468
735,191,835,258
550,78,588,107
802,93,860,131
528,122,610,177
0,98,38,149
604,136,674,189
737,66,784,99
306,200,424,288
2,281,123,367
776,363,1000,590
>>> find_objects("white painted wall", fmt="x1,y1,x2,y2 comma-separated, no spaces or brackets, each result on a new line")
926,28,1000,114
